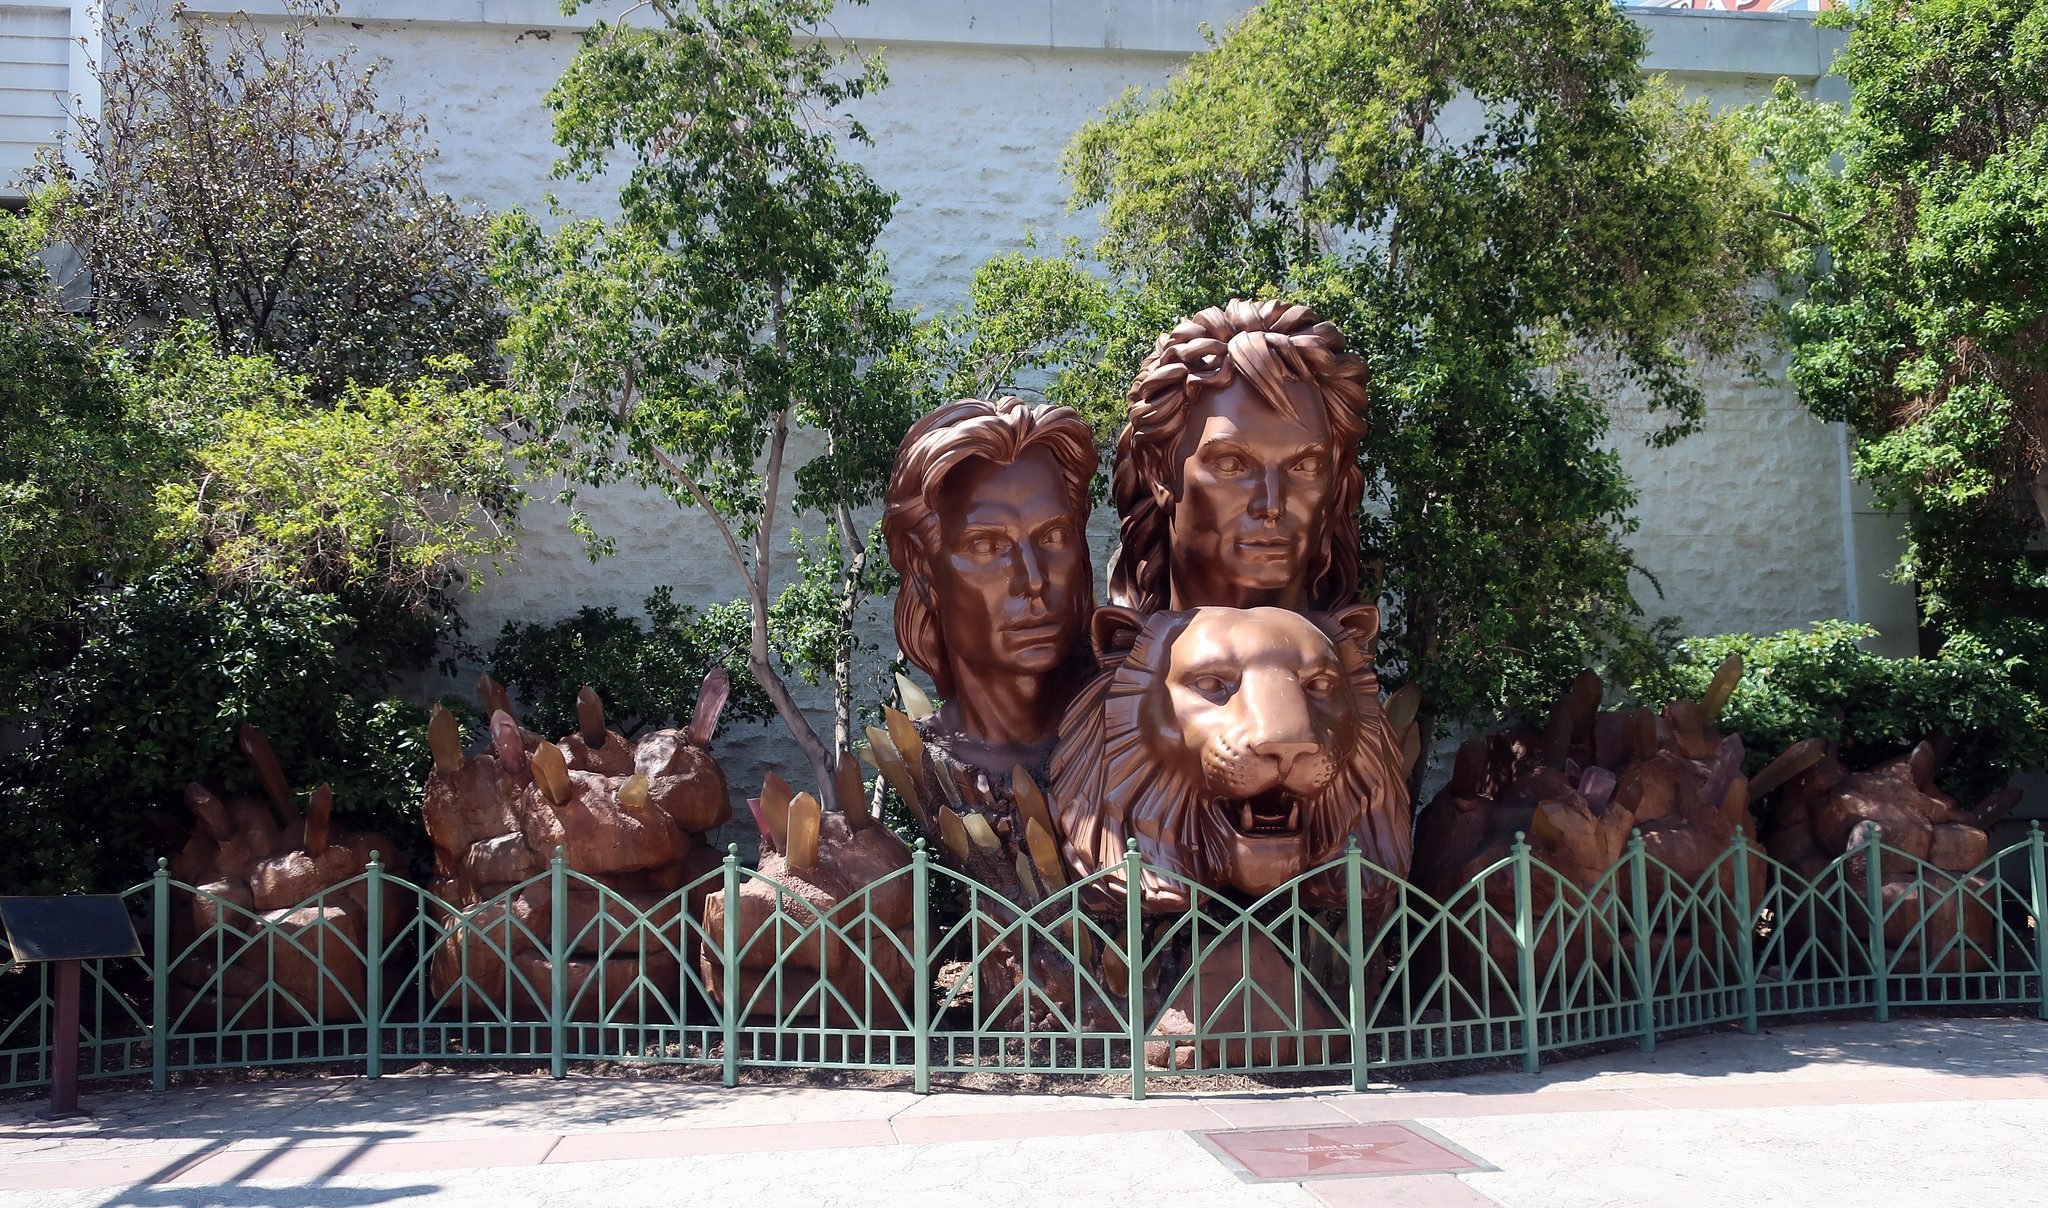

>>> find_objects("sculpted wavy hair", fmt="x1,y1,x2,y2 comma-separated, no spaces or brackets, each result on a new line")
1108,300,1369,612
882,397,1099,698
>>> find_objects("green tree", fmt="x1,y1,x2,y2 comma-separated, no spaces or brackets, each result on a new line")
494,0,926,806
1741,0,2048,690
0,212,170,715
31,0,501,397
1005,0,1782,787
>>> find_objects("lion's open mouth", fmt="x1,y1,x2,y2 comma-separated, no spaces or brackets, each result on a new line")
1221,788,1302,837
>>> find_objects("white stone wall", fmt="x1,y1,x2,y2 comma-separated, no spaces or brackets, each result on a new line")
77,5,1895,803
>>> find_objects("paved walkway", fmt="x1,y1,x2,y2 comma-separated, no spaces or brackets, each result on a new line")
4,1018,2045,1207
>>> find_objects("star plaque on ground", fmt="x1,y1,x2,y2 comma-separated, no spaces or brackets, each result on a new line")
1193,1122,1494,1183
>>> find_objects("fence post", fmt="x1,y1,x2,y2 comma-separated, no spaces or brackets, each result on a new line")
1512,833,1540,1074
1864,826,1889,1023
365,852,383,1079
721,844,740,1088
1124,839,1147,1102
912,841,931,1095
2030,823,2047,1022
1731,828,1759,1035
549,847,568,1079
1628,831,1655,1054
1344,839,1370,1092
151,858,169,1093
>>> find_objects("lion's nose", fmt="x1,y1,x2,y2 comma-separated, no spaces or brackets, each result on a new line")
1253,739,1320,778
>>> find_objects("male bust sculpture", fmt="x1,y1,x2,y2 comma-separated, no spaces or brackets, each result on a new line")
1109,300,1368,613
882,397,1099,777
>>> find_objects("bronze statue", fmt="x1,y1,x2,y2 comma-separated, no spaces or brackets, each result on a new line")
1049,604,1413,913
882,396,1098,778
1109,300,1368,613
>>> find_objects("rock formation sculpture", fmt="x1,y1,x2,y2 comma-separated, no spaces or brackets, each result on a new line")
166,725,401,1024
1761,740,2023,975
422,673,731,1019
701,760,916,1027
1409,662,1792,1003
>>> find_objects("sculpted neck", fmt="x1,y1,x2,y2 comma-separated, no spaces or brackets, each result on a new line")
1167,568,1305,612
939,671,1063,769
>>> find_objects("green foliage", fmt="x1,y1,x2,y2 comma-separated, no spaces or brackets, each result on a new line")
494,0,932,797
968,0,1780,763
0,571,431,894
489,587,776,738
30,0,501,397
1740,0,2048,696
0,213,172,714
1637,622,2048,809
150,329,526,609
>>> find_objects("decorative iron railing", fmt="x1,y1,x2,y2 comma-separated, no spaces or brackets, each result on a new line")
5,824,2044,1099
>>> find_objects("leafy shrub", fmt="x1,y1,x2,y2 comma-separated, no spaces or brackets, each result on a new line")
0,571,432,893
488,588,774,739
1635,621,2048,808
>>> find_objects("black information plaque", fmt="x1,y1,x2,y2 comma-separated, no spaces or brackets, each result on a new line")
0,895,143,963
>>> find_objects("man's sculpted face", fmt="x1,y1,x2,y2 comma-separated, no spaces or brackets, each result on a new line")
1159,378,1337,610
931,448,1088,680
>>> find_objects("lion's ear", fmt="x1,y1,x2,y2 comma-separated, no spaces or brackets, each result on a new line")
1326,603,1381,650
1091,605,1147,668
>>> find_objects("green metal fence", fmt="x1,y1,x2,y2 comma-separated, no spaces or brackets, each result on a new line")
5,824,2043,1099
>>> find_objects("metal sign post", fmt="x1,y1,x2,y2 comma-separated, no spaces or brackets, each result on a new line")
0,895,144,1119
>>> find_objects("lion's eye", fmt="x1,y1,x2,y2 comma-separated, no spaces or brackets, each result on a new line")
1293,455,1325,476
1302,674,1335,695
1208,454,1246,476
1039,524,1068,548
966,534,1008,557
1190,674,1234,700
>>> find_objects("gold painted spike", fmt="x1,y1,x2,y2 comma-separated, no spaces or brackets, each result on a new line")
1024,817,1066,888
1014,852,1042,904
1700,652,1744,719
428,704,464,774
937,807,973,863
304,784,334,855
864,725,925,823
1748,737,1825,798
1010,765,1056,836
530,740,572,808
962,811,1001,853
1400,722,1423,773
575,685,607,748
238,724,299,823
618,773,651,812
837,750,872,832
786,792,822,870
1384,683,1421,735
1102,943,1129,997
477,674,514,724
758,771,794,852
895,672,936,721
883,706,933,793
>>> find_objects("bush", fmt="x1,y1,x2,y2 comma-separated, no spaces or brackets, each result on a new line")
488,588,774,739
0,571,432,893
1636,621,2048,808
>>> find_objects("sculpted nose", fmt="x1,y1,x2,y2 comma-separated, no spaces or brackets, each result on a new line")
1013,542,1048,599
1253,739,1319,778
1250,467,1283,520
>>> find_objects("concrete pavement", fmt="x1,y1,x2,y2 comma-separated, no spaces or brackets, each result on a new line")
3,1018,2045,1207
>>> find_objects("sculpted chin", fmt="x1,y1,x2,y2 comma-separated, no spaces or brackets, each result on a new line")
1048,605,1413,912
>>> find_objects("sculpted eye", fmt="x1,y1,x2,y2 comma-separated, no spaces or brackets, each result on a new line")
1293,454,1325,475
1190,674,1235,700
1302,673,1336,696
1209,454,1247,476
968,534,1009,557
1040,524,1068,548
